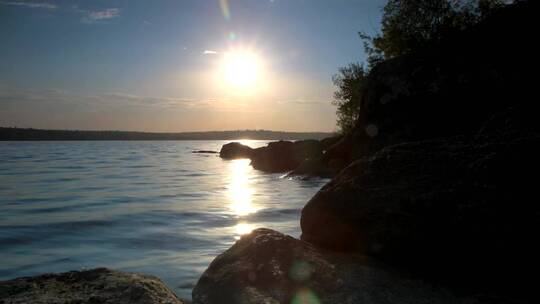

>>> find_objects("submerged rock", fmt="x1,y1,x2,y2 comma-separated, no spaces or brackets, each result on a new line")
301,135,540,298
193,228,479,304
219,142,254,159
0,268,184,304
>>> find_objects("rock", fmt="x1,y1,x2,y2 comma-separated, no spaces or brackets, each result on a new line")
219,140,325,174
291,139,323,163
192,150,219,154
0,268,184,304
287,158,333,178
301,135,540,298
250,140,323,173
322,134,355,172
219,142,254,159
250,141,296,172
193,228,474,304
320,135,342,152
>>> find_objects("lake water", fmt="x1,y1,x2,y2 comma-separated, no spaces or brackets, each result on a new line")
0,140,328,300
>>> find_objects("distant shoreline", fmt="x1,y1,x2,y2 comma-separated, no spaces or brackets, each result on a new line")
0,127,334,141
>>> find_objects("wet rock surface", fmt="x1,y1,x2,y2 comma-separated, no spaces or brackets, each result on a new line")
192,228,491,304
0,268,184,304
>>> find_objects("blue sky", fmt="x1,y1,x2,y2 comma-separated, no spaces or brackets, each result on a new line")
0,0,385,132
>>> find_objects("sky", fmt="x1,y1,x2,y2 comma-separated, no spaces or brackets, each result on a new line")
0,0,385,132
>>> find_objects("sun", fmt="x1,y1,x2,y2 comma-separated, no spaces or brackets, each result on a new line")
220,50,262,93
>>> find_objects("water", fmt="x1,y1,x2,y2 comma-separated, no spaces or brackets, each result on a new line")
0,140,328,300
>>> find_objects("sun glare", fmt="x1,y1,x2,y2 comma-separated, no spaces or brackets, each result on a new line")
221,50,262,93
227,159,257,216
233,223,254,240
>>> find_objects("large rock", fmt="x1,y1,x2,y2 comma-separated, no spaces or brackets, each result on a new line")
250,141,297,172
249,140,324,173
0,268,183,304
219,142,254,159
193,228,478,304
301,135,540,298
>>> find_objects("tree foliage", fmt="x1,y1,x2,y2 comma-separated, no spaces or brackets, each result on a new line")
332,63,368,133
333,0,509,133
361,0,508,62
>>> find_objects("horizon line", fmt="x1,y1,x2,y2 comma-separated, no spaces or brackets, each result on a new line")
0,126,336,134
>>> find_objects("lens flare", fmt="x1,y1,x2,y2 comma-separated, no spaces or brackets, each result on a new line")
291,288,320,304
219,0,230,20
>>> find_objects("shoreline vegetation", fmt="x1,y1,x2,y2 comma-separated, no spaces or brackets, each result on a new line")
2,0,539,303
0,127,333,141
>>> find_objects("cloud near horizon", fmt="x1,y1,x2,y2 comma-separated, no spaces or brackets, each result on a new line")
0,1,57,9
0,86,336,132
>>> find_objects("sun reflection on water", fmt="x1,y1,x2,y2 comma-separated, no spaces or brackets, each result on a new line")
227,159,258,239
227,159,257,216
233,223,254,240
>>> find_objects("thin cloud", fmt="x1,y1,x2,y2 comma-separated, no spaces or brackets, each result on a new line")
0,87,213,109
81,8,120,24
203,50,219,55
0,1,57,9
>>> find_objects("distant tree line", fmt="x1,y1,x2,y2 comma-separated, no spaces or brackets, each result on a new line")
333,0,509,133
0,127,333,141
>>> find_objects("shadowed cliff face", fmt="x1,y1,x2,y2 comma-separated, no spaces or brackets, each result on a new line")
301,0,540,300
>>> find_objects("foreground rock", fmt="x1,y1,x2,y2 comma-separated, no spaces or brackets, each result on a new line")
193,228,484,304
301,135,540,299
0,268,184,304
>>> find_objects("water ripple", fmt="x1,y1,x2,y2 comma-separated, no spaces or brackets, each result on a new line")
0,140,329,300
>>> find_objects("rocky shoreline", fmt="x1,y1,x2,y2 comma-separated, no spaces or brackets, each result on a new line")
2,1,539,303
219,138,342,177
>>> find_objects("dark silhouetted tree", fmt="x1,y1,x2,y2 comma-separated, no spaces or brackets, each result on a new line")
332,63,368,133
333,0,509,133
360,0,508,61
